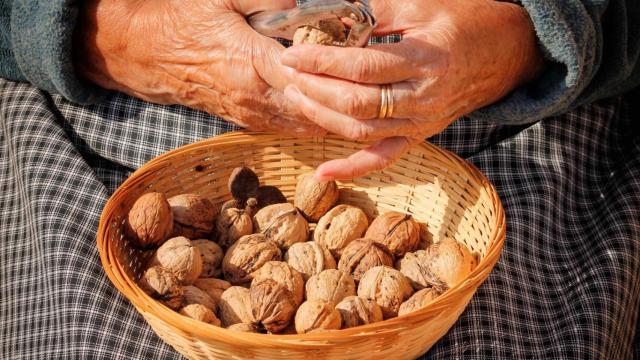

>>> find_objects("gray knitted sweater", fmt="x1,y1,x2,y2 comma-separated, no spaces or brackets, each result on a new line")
1,1,638,124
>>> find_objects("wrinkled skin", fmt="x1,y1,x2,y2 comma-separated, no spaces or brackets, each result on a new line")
76,0,324,135
281,0,544,180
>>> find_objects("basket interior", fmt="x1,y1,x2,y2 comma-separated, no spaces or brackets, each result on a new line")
105,135,499,285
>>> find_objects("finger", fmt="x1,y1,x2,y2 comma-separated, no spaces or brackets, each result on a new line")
289,70,418,119
227,0,296,15
281,38,437,84
284,85,418,141
314,136,417,181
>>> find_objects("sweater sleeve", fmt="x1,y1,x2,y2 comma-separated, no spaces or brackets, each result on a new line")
469,0,640,125
0,0,106,104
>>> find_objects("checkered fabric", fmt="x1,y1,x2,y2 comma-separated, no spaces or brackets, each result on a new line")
1,11,640,359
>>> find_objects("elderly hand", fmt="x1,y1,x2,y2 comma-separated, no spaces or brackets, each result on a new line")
75,0,324,135
281,0,544,180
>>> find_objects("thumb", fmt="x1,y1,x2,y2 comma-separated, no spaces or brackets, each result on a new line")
225,0,296,15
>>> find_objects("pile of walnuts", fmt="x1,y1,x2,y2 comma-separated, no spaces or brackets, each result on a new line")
127,166,475,334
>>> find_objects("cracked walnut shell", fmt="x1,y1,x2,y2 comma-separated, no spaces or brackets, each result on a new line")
215,207,253,249
305,269,356,306
250,279,297,333
292,18,346,46
179,304,221,326
398,288,442,316
253,203,309,250
222,234,282,285
151,237,203,285
335,296,383,328
337,238,394,282
294,173,339,222
398,239,474,290
284,242,336,281
357,266,414,319
192,240,223,278
252,261,304,307
168,194,215,239
294,299,342,334
139,265,184,310
219,286,254,327
365,211,420,257
314,205,369,258
125,192,173,249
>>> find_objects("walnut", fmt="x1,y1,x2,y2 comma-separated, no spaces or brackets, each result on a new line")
357,266,414,319
215,207,253,249
221,197,259,217
398,288,442,316
256,186,287,209
228,167,259,201
335,296,383,328
227,323,260,333
168,194,215,239
250,279,297,333
305,269,355,306
125,192,173,248
252,261,304,306
253,203,309,250
292,18,346,46
219,286,254,327
365,212,420,257
151,237,202,285
337,238,394,282
179,304,221,326
183,285,217,313
284,242,336,281
193,278,231,304
398,239,474,290
314,205,369,258
139,266,184,310
222,234,282,285
192,240,223,278
294,173,339,222
294,300,342,334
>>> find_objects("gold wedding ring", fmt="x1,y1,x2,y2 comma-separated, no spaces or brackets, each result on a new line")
379,84,394,119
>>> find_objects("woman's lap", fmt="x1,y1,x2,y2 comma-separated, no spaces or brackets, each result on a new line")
1,78,638,359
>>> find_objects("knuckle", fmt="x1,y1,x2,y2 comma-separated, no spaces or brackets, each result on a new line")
352,53,380,82
341,92,369,118
347,123,373,140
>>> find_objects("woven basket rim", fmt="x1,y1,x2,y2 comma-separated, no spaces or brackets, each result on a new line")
97,131,506,346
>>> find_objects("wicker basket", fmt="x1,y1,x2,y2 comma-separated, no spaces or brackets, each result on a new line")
97,131,505,360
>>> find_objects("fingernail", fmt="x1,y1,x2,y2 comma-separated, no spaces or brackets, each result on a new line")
281,51,301,68
284,85,302,103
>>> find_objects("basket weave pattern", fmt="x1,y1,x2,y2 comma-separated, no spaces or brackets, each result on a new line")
97,132,505,360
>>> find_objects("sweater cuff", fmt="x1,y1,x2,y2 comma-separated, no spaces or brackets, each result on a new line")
11,0,107,104
468,1,597,125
